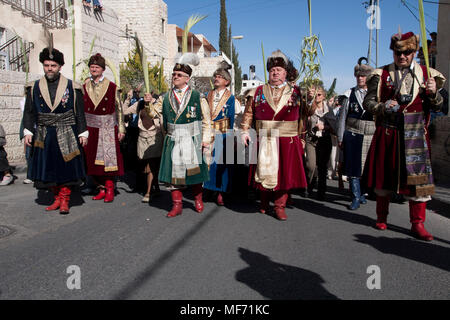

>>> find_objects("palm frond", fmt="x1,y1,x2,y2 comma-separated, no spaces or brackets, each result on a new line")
105,57,120,87
133,33,150,93
182,14,207,53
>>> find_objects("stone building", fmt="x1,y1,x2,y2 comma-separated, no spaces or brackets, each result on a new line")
100,0,169,78
430,2,450,185
165,24,231,93
0,0,121,164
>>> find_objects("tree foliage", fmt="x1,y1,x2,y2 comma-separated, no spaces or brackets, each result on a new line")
219,0,230,57
119,49,168,96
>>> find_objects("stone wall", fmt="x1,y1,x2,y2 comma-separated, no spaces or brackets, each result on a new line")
431,116,450,186
78,5,121,82
101,0,169,79
0,70,40,165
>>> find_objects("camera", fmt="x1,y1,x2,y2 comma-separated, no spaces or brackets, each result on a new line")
397,94,413,105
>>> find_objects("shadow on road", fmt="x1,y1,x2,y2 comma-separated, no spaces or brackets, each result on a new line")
292,197,375,228
354,234,450,272
235,248,339,300
427,198,450,220
111,206,220,299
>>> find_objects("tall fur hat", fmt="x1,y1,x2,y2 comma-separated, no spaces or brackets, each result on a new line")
267,50,288,71
39,47,65,66
354,57,373,77
213,61,232,82
88,53,106,69
390,31,420,52
173,52,200,77
286,59,299,83
267,50,298,82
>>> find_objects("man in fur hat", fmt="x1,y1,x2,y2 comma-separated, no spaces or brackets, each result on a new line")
337,57,375,211
363,31,446,241
23,47,88,214
157,53,212,218
240,50,311,221
83,53,125,203
203,63,240,206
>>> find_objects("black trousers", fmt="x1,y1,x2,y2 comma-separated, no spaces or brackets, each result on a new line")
305,136,332,195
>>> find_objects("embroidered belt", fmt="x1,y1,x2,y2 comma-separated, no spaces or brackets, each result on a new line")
212,117,230,134
346,118,376,135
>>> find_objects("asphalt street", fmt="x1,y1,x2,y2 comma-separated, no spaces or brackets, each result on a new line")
0,171,449,300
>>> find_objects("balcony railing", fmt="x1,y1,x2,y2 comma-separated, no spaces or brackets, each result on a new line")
0,36,34,71
0,0,68,29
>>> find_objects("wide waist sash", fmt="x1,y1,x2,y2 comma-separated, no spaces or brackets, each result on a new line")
254,120,298,190
167,121,202,185
35,111,80,162
256,120,298,137
346,118,376,135
85,112,118,172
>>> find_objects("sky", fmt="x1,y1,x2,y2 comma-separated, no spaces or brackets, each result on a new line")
164,0,440,94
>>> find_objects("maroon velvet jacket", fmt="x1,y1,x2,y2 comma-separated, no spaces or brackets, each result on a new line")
83,79,124,176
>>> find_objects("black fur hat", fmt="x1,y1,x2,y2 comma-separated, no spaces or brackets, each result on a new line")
39,47,65,66
267,50,298,82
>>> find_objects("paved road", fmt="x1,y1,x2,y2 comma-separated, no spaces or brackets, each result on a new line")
0,172,449,300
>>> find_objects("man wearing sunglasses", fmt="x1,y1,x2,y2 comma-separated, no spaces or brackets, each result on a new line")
157,53,211,218
363,31,446,241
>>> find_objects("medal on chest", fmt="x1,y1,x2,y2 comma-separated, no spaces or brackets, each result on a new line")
386,76,395,89
187,105,196,119
61,88,70,108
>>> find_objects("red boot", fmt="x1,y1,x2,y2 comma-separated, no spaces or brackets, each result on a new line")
259,190,271,214
274,191,288,221
59,187,71,215
167,190,183,218
409,201,433,241
192,184,204,213
92,188,106,200
46,186,61,211
217,192,224,206
104,180,115,203
375,195,390,230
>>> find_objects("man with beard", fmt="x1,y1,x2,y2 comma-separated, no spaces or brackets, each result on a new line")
23,47,88,214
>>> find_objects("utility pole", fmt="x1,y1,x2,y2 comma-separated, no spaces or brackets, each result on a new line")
366,0,380,68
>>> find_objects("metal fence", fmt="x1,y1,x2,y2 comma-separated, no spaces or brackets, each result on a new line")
0,36,34,71
0,0,68,29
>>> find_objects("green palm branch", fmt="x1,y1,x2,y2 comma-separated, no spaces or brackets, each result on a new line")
133,33,150,94
182,14,207,53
